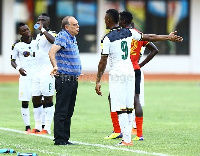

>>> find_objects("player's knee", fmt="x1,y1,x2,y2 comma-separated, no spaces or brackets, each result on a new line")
32,96,42,105
22,101,29,108
44,96,53,104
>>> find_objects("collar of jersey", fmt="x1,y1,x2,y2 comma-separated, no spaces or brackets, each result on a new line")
63,29,75,40
19,37,33,44
110,26,122,32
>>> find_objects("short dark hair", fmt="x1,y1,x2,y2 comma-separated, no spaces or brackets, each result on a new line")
18,22,26,28
106,9,119,24
18,22,26,31
17,22,26,33
120,11,133,25
41,13,49,17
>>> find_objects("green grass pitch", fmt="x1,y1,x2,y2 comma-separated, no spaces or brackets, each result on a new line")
0,81,200,156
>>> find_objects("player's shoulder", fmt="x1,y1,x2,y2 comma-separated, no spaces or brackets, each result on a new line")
12,39,23,50
101,34,108,43
130,28,142,35
134,28,142,33
133,29,148,46
107,28,132,42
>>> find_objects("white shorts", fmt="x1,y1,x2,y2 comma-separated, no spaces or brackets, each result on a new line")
19,75,33,101
109,74,135,112
140,70,145,106
32,70,55,96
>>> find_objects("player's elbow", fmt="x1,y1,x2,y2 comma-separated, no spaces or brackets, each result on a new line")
11,60,14,65
154,48,159,54
48,50,53,58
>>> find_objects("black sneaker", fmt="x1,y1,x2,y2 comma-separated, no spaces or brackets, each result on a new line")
54,141,67,145
66,141,74,145
54,141,75,145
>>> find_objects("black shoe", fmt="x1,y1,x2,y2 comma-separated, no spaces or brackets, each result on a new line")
54,141,67,145
66,141,74,145
54,141,75,145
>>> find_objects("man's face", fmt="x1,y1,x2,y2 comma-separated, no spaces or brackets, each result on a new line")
119,15,125,28
19,25,31,37
37,15,50,28
104,13,110,29
65,17,79,36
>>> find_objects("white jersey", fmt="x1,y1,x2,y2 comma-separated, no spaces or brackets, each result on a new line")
12,39,37,76
35,31,56,71
102,27,142,75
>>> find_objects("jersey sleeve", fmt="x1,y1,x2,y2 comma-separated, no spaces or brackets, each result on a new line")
11,44,18,60
130,29,142,41
101,36,110,56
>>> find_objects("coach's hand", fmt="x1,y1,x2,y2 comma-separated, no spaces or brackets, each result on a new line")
50,66,58,77
95,82,102,96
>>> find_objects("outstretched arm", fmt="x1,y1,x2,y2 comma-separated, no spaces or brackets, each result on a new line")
142,31,183,42
139,42,159,68
95,55,108,96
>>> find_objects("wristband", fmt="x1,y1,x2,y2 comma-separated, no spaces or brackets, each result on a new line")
41,27,46,33
16,66,21,71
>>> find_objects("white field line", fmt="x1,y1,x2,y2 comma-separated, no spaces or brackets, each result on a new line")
0,127,170,156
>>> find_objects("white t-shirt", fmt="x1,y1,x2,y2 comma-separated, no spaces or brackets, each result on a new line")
12,40,37,76
35,31,56,71
102,28,142,75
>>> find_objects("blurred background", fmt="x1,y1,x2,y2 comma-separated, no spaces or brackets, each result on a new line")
0,0,199,75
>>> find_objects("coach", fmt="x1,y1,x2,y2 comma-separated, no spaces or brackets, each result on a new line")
48,16,82,145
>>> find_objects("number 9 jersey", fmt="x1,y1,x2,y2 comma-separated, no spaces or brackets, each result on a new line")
101,27,142,75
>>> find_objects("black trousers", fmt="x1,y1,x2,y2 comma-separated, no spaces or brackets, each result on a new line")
54,75,78,143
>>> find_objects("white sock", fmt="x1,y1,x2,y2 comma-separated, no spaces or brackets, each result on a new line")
21,108,30,127
44,106,54,134
128,112,133,135
132,110,137,129
33,105,43,131
118,113,131,143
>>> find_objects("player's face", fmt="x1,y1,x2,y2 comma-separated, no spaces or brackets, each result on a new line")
19,25,31,37
65,17,79,37
104,14,110,29
119,16,125,28
37,15,50,28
